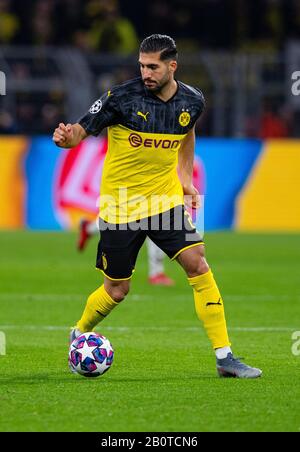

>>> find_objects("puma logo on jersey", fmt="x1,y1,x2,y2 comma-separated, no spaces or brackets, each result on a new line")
137,111,149,121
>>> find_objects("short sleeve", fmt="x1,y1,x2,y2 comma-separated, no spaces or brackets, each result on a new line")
78,90,120,136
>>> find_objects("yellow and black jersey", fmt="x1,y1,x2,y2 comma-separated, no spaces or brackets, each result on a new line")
78,77,205,223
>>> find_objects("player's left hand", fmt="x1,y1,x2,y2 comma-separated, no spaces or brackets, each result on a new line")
53,123,74,147
182,184,201,209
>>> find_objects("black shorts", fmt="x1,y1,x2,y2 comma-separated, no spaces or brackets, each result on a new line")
96,205,204,280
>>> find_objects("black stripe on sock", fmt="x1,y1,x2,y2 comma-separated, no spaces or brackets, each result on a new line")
96,310,107,317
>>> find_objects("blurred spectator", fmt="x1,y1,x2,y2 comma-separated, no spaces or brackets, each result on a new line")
283,0,300,41
236,0,286,53
0,110,17,133
85,0,138,54
12,62,30,80
30,0,56,46
145,1,174,37
259,101,289,138
42,89,65,132
144,0,197,51
2,0,300,52
55,0,86,46
193,0,235,49
0,0,19,44
41,103,61,133
16,101,36,134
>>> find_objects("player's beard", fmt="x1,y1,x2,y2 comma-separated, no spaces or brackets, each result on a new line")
143,73,170,94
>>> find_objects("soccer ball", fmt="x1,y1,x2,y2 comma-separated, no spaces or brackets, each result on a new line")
69,332,114,377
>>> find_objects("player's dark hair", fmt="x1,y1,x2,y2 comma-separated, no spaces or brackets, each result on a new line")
140,34,178,61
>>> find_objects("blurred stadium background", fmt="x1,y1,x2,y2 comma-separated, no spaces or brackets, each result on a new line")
0,0,300,231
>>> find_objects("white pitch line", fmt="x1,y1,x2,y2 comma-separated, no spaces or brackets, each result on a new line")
0,293,299,302
0,325,296,333
0,294,84,301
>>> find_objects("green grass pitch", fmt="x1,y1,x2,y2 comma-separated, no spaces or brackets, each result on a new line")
0,231,299,432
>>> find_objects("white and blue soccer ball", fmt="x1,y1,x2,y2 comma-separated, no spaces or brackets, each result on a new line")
69,332,114,377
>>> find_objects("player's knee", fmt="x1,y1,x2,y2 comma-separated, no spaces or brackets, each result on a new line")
112,291,126,302
178,244,209,277
187,256,209,277
106,283,130,302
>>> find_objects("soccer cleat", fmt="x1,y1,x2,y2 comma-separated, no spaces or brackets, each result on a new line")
148,272,175,286
216,353,262,379
69,327,82,345
69,327,82,373
77,220,91,251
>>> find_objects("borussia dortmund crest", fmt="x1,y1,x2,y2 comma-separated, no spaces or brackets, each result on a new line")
179,111,191,126
102,254,108,270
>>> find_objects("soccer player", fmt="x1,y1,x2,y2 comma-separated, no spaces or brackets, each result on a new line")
78,219,174,286
53,34,262,378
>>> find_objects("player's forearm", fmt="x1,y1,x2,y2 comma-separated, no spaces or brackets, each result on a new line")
68,124,88,147
178,129,195,188
179,155,193,188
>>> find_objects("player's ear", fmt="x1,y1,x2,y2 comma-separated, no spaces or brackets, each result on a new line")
169,60,177,74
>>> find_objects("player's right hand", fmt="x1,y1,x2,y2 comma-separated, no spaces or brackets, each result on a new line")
183,183,201,210
53,123,74,147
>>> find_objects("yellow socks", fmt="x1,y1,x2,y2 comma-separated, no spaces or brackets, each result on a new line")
76,285,119,332
76,272,230,350
188,269,231,349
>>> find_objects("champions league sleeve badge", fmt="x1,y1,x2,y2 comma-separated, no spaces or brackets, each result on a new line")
89,99,103,114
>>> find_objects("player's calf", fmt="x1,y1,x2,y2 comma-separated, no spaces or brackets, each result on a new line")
76,284,126,333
